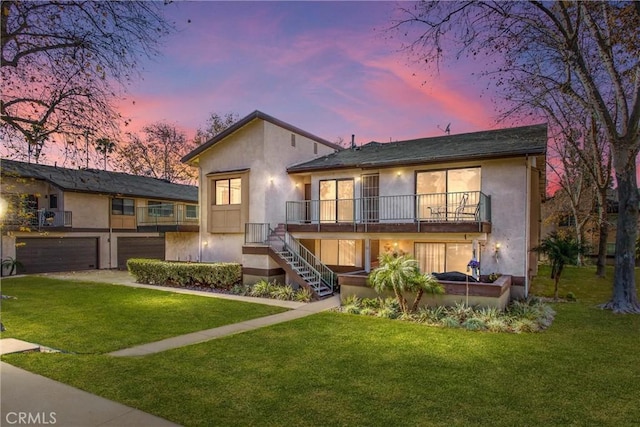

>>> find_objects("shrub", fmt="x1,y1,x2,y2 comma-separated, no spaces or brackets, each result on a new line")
250,279,277,298
294,287,314,303
341,294,361,308
271,284,295,301
462,317,487,331
127,259,241,289
440,316,460,328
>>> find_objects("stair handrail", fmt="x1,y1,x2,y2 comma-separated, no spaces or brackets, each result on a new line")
268,226,336,293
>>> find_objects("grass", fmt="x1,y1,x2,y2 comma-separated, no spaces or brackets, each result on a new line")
0,276,287,353
2,266,640,426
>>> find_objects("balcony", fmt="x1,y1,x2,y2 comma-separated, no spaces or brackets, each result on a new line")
1,208,72,231
136,203,199,232
286,191,491,234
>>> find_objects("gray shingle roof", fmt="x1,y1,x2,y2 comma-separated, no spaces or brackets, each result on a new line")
1,159,198,203
288,123,547,173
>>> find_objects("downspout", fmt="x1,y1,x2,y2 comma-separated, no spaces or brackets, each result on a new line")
524,155,531,298
108,197,113,269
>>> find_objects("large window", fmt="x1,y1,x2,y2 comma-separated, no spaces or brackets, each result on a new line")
415,242,475,274
147,201,174,217
112,198,134,215
416,167,481,219
320,239,357,266
215,178,242,205
319,179,354,222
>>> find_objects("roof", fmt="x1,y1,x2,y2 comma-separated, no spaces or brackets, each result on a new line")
287,123,547,173
1,158,198,203
181,110,342,163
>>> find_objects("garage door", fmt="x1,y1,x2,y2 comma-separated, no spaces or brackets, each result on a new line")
16,237,99,274
117,237,165,270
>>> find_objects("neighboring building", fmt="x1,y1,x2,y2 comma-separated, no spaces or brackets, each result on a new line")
0,159,199,274
542,188,640,265
184,110,547,302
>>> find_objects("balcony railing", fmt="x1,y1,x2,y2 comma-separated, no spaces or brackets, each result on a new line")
245,223,270,244
286,191,491,225
1,208,72,230
136,203,199,226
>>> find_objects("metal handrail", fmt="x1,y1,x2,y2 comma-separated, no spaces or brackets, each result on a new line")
271,226,336,293
136,203,199,226
286,191,491,225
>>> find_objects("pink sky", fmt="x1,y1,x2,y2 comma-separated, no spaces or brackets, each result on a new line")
116,1,509,146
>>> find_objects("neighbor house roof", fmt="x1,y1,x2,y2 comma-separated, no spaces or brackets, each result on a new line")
181,110,342,163
0,158,198,203
287,123,547,173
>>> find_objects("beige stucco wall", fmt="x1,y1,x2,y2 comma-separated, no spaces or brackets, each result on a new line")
65,192,109,228
166,232,199,262
193,118,337,264
300,156,540,292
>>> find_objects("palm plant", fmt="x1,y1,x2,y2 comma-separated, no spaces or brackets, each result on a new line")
369,253,443,314
409,273,444,312
532,232,587,300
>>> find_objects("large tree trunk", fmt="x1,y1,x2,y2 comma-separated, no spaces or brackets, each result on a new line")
595,187,609,278
601,146,640,313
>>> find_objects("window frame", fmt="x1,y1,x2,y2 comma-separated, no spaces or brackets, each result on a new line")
112,198,135,216
215,178,242,206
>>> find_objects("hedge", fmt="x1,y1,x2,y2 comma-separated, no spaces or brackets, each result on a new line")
127,259,242,290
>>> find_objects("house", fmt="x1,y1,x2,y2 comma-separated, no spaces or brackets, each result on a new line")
542,188,640,266
0,159,199,274
184,110,547,305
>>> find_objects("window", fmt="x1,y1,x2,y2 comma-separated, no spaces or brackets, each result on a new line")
185,205,198,219
215,178,241,205
49,194,58,209
112,198,134,215
319,179,354,222
314,142,318,154
148,201,174,217
320,240,357,266
415,242,476,273
416,167,481,219
291,134,296,147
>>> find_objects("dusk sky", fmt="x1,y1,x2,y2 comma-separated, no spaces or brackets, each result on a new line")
117,1,506,146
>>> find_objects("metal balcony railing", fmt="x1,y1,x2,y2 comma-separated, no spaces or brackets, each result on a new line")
286,191,491,225
0,208,72,229
136,203,199,226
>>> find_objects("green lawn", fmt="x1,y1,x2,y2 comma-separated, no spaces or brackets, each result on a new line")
2,267,640,426
0,276,287,353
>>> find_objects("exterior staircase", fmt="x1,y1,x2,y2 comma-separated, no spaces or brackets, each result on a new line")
266,224,336,298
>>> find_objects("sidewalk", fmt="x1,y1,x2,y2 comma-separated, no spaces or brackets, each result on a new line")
109,295,340,356
1,270,341,426
1,361,180,427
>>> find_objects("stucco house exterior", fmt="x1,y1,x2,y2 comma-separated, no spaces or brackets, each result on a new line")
184,110,547,304
0,159,199,274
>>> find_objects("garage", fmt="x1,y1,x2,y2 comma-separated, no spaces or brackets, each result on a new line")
16,237,99,274
117,236,165,270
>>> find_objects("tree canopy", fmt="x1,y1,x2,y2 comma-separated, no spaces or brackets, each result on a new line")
0,1,172,164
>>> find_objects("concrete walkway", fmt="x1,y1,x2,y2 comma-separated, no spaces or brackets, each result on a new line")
1,361,180,427
1,270,341,426
109,295,339,356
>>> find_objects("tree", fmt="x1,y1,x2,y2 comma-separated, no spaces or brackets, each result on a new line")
1,1,172,163
95,138,116,171
533,232,587,300
114,123,197,184
393,1,640,313
193,112,239,145
368,253,443,314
